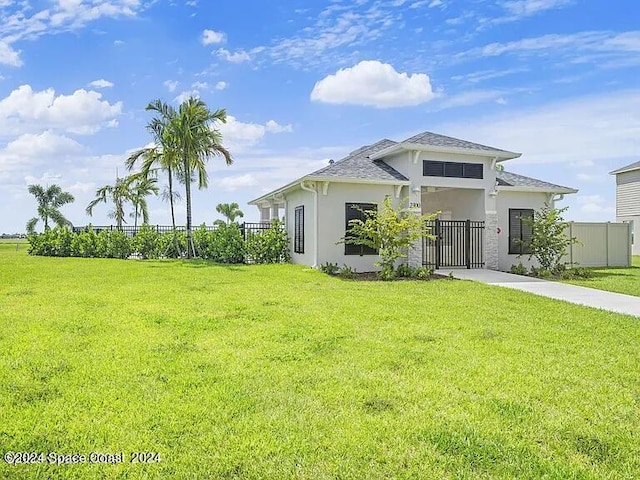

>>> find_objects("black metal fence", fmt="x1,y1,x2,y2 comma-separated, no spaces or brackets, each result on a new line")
72,222,273,241
423,219,485,269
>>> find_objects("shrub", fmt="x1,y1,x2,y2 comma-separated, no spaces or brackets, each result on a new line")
212,223,245,263
71,227,100,257
245,220,290,264
134,224,161,259
339,264,356,279
320,262,340,275
159,231,187,258
561,267,594,279
99,229,132,259
342,197,436,280
510,262,528,276
395,263,413,278
414,267,433,280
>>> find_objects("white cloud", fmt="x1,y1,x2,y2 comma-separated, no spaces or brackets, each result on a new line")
437,89,506,109
265,120,293,133
192,81,208,90
174,90,200,104
428,0,443,7
0,85,122,136
217,174,258,191
437,89,640,166
0,131,83,173
575,194,615,216
218,116,293,152
0,40,22,67
215,81,227,91
310,60,436,108
88,79,114,89
501,0,573,17
201,29,225,45
216,48,251,63
164,80,178,92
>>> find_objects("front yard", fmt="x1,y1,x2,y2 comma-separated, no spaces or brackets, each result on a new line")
1,243,639,478
560,256,640,297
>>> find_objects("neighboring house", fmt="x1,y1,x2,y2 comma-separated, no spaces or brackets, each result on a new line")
249,131,577,271
610,161,640,255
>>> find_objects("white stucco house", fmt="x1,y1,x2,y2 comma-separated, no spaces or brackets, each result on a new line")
249,131,577,271
610,160,640,255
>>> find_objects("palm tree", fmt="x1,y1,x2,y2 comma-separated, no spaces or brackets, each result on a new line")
26,184,75,234
86,176,133,229
128,175,159,228
173,97,233,258
126,100,182,234
216,202,244,225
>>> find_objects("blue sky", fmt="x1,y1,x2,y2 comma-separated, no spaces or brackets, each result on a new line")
1,0,638,232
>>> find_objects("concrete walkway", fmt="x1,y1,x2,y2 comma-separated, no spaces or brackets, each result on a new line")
437,268,640,317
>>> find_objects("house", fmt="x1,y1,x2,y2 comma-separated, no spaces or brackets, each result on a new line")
249,131,577,271
610,161,640,255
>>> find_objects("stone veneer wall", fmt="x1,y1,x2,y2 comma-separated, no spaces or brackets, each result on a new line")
484,212,499,270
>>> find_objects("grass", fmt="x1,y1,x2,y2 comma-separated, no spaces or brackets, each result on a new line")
560,256,640,297
1,243,640,479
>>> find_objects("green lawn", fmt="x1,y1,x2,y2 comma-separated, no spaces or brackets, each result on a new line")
561,256,640,297
1,244,640,479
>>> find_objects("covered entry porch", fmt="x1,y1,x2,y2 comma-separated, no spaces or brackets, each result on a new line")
420,186,487,269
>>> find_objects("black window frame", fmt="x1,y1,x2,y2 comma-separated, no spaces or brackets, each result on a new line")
423,160,484,180
294,205,304,254
345,202,378,256
509,208,534,254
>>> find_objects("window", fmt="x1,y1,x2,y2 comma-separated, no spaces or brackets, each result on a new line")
294,206,304,254
345,203,378,256
509,209,534,254
423,160,484,179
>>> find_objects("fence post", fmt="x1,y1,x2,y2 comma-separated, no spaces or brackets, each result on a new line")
569,222,573,268
606,222,610,267
435,219,441,269
465,219,471,269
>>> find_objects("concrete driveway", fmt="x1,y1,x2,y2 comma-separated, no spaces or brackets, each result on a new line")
437,269,640,318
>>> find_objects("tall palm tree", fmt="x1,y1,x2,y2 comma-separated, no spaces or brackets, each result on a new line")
86,176,133,229
126,100,182,234
216,202,244,225
128,175,159,228
26,184,75,234
173,97,233,258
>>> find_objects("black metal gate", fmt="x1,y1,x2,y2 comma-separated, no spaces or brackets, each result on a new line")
423,219,485,269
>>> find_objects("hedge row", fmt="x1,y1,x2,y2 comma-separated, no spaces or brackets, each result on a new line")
27,222,291,264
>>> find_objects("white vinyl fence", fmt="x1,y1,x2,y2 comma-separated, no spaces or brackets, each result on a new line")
565,222,632,267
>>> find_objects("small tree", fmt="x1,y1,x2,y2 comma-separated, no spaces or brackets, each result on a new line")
216,202,244,225
520,202,578,274
343,197,436,279
26,184,75,234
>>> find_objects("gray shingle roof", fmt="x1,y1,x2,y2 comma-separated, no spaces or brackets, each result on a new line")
401,131,514,154
497,170,576,192
310,139,409,182
610,160,640,175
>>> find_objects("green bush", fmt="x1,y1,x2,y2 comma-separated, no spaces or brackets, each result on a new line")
320,262,340,275
71,227,100,257
212,223,245,263
561,267,594,279
158,231,187,258
134,224,161,259
510,262,528,276
245,220,290,264
339,264,356,279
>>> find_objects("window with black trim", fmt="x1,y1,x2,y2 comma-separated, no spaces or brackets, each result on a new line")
423,160,483,179
509,208,534,254
345,203,378,256
294,206,304,254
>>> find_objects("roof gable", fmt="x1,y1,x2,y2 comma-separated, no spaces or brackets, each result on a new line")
401,131,514,154
610,160,640,175
310,139,408,182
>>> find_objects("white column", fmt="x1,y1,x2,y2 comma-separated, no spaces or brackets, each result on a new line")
484,189,499,270
270,203,280,222
408,185,423,268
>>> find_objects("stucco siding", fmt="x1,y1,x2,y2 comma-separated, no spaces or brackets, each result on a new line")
616,170,640,216
317,182,401,271
496,190,550,271
284,187,314,266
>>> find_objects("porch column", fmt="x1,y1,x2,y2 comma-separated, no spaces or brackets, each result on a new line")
270,203,280,222
485,190,499,270
259,206,271,222
408,185,423,268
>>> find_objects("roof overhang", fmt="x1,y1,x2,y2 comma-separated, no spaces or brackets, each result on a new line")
496,186,578,195
369,142,522,161
248,176,410,206
609,165,640,175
